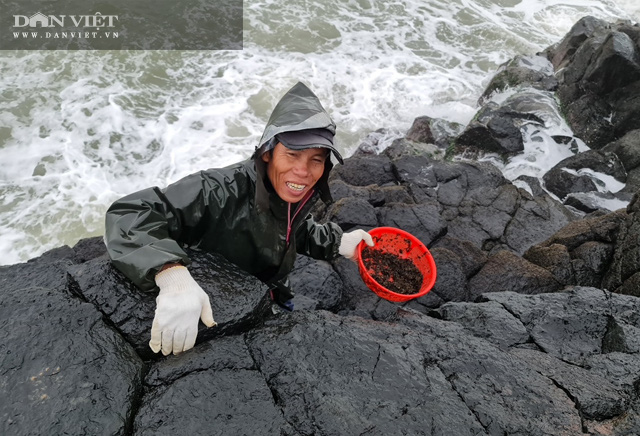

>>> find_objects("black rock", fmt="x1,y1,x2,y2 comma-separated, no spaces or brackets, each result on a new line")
456,93,547,155
603,129,640,192
134,336,289,436
405,115,436,144
468,250,562,301
551,18,640,147
0,285,144,435
289,254,343,311
67,250,271,359
545,16,611,70
329,154,396,186
564,191,628,213
480,55,558,103
543,166,599,199
325,197,378,230
602,192,640,294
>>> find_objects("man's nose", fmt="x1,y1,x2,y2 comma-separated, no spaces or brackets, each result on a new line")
292,160,310,177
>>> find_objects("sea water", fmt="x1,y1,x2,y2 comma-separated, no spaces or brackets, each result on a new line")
0,0,637,265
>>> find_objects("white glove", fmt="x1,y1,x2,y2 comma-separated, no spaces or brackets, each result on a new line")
338,229,374,261
150,265,216,356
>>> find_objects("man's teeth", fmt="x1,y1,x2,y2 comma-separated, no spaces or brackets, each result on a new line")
286,182,306,191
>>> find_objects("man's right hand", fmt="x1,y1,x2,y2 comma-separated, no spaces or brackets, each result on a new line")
150,265,217,356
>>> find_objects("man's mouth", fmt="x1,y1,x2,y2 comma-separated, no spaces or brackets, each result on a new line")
286,182,306,192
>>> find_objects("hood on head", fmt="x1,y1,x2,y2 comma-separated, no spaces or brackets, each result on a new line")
253,82,338,157
253,82,340,210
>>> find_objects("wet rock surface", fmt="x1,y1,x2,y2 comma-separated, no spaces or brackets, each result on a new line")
3,16,640,436
66,250,271,359
0,265,144,436
479,55,558,102
546,17,640,148
602,129,640,193
3,185,640,436
134,336,291,436
542,150,626,200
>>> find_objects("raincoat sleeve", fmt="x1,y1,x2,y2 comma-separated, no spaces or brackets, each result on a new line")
294,215,343,261
104,171,220,291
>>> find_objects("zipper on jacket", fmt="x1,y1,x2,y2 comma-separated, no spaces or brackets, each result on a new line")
286,189,315,245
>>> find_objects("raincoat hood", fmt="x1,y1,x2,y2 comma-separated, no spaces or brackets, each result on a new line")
256,82,337,153
252,82,340,210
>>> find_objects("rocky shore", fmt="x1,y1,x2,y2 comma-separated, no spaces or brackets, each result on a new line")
2,16,640,435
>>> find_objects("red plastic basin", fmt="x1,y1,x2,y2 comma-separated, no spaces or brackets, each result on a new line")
356,227,437,302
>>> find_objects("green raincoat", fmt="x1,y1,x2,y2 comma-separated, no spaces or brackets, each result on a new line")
104,82,344,294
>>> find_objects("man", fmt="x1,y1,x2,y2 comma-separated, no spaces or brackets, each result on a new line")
104,82,373,356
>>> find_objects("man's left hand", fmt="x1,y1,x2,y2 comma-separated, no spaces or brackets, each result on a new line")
338,229,374,261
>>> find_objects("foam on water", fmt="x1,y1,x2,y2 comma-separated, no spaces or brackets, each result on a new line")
0,0,636,265
604,0,640,22
476,87,590,180
594,196,630,211
560,168,626,194
474,85,628,209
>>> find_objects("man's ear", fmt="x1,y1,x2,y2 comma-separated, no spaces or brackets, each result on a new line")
261,150,271,163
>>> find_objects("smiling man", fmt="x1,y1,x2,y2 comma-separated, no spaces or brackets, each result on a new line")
104,82,373,356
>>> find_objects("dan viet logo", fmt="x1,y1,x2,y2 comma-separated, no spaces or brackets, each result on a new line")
4,2,242,50
12,12,119,40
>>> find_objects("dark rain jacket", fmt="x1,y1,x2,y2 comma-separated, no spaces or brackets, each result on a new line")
104,82,343,293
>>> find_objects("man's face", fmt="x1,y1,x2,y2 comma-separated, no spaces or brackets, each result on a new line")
262,142,327,203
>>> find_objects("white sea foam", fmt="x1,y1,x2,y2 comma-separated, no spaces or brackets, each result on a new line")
0,0,635,265
477,90,590,181
471,87,632,212
560,168,626,194
611,0,640,22
594,196,630,211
